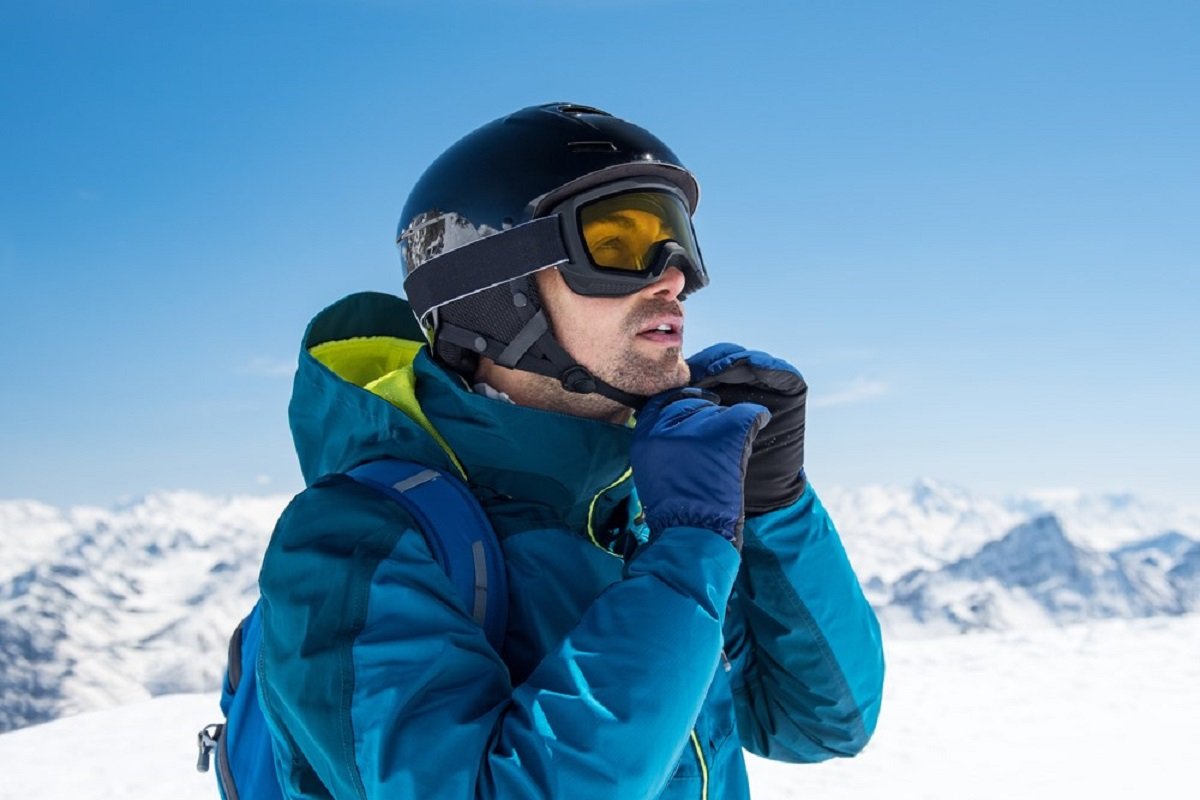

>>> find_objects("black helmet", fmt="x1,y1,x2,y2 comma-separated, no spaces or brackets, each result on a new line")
398,102,707,407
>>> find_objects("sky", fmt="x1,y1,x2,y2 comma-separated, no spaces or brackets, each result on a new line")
1,0,1197,508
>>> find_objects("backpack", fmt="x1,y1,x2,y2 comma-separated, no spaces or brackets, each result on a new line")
196,459,507,800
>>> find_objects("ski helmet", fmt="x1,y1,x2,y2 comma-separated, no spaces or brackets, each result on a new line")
397,102,708,407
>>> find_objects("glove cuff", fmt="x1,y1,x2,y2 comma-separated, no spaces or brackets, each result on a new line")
644,501,743,550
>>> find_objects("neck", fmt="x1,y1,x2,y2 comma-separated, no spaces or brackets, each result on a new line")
475,359,633,425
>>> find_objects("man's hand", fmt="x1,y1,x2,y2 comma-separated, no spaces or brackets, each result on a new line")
688,343,807,515
631,388,770,549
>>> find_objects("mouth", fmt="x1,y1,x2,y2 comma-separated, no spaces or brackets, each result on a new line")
636,316,684,347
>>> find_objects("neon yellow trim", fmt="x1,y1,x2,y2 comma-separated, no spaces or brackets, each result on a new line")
585,467,632,554
690,730,709,800
310,337,422,388
310,337,467,479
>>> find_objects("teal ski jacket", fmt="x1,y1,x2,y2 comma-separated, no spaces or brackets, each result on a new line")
257,292,884,799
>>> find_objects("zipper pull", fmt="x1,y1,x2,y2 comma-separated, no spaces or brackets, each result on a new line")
196,723,223,772
720,648,732,673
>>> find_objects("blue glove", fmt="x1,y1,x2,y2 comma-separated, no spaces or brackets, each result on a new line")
631,387,770,549
688,343,807,515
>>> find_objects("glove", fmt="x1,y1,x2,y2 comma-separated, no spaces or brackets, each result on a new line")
631,387,770,549
688,343,807,515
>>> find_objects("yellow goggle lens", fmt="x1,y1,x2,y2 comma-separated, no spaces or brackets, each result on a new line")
579,191,695,272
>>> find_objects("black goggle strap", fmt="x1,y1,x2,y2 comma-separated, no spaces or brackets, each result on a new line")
404,217,568,320
438,313,648,409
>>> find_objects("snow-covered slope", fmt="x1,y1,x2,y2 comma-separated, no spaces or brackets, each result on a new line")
880,514,1198,635
2,481,1197,734
0,492,287,732
3,615,1197,800
820,479,1026,583
820,478,1200,584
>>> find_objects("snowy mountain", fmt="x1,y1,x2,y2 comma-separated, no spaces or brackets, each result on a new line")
819,479,1025,584
879,514,1199,635
820,478,1200,583
4,615,1199,800
0,493,286,733
1,481,1197,734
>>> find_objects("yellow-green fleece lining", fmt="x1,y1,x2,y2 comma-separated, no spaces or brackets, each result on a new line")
309,337,466,478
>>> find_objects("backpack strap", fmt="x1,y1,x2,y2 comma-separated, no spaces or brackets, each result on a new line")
346,459,507,653
197,459,508,795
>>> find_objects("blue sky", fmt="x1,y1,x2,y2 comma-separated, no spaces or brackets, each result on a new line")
2,0,1197,507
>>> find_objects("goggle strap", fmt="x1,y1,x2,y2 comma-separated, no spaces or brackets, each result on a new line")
404,217,568,319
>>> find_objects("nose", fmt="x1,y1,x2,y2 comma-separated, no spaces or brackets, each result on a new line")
640,265,686,301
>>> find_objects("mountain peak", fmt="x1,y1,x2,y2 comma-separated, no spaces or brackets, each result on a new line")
952,513,1081,589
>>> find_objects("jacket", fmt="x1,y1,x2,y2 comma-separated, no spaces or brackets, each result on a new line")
257,291,885,799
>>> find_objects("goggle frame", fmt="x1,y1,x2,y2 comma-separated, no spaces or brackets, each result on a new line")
545,179,709,299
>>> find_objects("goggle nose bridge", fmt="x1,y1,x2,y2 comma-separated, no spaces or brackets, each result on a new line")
640,240,705,295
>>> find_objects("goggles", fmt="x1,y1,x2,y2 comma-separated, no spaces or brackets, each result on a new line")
546,179,709,298
403,179,709,323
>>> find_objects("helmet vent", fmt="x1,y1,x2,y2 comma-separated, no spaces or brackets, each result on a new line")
556,103,609,116
568,140,619,153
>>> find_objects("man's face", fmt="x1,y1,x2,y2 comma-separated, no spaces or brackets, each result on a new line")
535,265,691,397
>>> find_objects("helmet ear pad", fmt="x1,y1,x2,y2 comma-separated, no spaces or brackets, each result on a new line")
433,274,545,378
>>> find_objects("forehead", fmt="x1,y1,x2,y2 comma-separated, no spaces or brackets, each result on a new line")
582,208,671,231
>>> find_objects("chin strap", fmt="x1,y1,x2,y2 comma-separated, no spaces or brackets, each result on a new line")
438,311,649,410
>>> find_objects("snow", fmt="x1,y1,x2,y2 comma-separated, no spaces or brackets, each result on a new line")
2,614,1196,799
751,614,1200,798
3,483,1199,733
0,492,291,731
3,480,1199,797
820,478,1200,584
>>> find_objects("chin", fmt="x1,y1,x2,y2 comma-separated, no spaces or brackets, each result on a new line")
634,361,690,395
599,347,689,396
661,362,691,391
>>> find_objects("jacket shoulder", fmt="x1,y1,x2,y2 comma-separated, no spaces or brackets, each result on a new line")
285,470,429,531
262,474,434,588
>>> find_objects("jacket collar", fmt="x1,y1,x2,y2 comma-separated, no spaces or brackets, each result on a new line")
413,349,635,529
290,292,635,530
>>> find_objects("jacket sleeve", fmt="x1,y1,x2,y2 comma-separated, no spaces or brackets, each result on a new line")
724,482,885,762
257,476,742,800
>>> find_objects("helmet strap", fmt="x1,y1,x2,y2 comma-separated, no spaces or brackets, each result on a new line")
438,314,648,410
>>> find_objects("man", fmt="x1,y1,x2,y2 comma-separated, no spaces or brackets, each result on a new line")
258,102,884,799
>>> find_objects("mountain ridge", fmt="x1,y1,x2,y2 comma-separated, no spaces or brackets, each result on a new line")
1,481,1196,732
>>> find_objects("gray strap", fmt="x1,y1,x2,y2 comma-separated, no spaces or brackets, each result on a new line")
496,310,549,368
391,469,439,494
471,540,488,626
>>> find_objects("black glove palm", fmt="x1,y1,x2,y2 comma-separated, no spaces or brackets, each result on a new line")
689,344,807,515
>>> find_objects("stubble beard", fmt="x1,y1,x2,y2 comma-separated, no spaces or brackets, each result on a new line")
572,298,690,420
513,344,687,424
491,296,691,423
602,297,690,396
601,344,689,397
514,299,690,422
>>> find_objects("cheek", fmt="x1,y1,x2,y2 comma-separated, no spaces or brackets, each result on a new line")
563,302,625,360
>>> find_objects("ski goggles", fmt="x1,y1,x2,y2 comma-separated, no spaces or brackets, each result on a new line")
403,179,709,323
546,179,709,298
